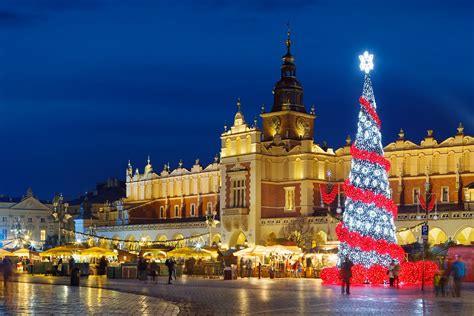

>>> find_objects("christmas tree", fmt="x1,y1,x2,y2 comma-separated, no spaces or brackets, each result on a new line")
336,52,405,268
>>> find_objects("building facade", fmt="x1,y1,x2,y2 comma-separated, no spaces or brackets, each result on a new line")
0,189,55,248
93,34,474,250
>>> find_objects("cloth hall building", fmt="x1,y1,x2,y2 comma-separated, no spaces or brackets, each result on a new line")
91,35,474,250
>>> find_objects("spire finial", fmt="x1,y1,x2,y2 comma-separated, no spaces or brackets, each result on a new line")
286,20,291,53
457,122,464,135
128,160,131,168
310,104,315,115
237,97,241,112
398,128,405,140
261,104,265,114
147,155,150,165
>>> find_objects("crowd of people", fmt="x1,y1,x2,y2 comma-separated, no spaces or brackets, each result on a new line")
433,255,466,297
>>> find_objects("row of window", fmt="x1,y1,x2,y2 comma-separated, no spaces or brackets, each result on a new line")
1,217,47,223
413,186,450,204
0,229,47,241
158,202,214,219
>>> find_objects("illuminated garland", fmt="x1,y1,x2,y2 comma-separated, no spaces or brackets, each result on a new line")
321,260,438,285
319,184,339,205
336,223,405,262
419,194,436,212
343,179,398,218
359,96,380,128
62,228,209,245
350,145,390,172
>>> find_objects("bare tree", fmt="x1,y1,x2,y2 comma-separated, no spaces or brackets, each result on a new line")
280,216,314,250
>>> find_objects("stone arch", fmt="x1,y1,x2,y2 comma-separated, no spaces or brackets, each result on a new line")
111,234,121,248
173,233,185,248
312,230,328,247
99,238,110,249
124,235,137,251
211,233,221,247
396,230,416,245
155,234,167,242
454,226,474,245
229,230,247,248
428,227,448,246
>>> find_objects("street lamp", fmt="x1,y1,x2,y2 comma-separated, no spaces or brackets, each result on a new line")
205,210,219,247
421,181,431,292
52,193,71,245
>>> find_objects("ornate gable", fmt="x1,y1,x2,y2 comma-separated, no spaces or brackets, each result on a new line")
11,196,51,211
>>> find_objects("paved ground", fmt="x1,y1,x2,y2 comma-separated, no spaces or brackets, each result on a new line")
4,274,474,315
0,280,179,315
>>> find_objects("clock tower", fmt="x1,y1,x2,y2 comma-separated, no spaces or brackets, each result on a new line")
261,29,316,145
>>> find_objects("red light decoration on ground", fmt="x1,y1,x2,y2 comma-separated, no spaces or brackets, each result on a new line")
321,261,439,285
351,264,367,284
367,265,388,284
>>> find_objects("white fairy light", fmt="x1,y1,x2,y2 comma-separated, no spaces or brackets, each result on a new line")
359,51,374,74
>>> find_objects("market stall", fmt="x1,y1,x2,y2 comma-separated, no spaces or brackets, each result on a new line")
233,245,303,278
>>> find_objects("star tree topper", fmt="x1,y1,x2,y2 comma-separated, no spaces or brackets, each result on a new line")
359,51,374,74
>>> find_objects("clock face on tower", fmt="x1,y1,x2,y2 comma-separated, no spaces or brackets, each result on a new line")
296,117,310,138
271,116,281,135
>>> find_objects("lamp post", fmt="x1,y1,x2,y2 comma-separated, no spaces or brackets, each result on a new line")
205,210,219,247
421,181,430,292
52,193,71,246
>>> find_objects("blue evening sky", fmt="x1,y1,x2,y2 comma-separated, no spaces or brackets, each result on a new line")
0,0,472,199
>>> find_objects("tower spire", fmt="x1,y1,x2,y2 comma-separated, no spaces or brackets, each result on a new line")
286,21,291,54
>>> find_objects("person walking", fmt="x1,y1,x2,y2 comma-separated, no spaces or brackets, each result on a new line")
433,272,441,297
165,258,175,284
439,271,447,297
68,257,75,275
388,260,396,287
340,256,354,295
240,257,244,278
393,262,400,288
2,256,13,287
451,255,466,297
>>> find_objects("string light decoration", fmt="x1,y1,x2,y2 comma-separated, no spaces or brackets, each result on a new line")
321,260,438,285
334,51,405,269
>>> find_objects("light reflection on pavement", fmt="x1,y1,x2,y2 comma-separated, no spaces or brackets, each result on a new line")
4,275,474,315
0,281,179,315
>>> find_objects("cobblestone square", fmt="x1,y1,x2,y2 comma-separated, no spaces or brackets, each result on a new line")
1,275,472,315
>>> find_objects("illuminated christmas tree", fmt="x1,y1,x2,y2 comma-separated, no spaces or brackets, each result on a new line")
336,52,405,268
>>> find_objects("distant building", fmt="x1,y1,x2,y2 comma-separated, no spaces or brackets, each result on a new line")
68,178,126,221
0,188,55,248
88,33,474,250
